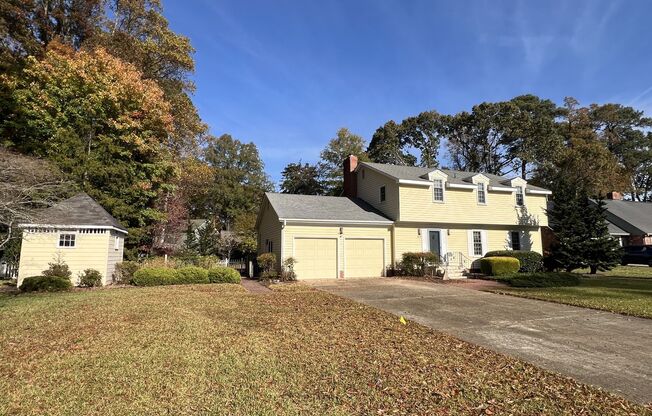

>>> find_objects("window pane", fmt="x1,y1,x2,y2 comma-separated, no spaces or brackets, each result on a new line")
477,183,486,204
516,186,524,206
511,232,521,251
473,231,483,256
380,186,386,202
433,180,443,201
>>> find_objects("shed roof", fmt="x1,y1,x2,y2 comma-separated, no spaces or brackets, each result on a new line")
25,193,127,233
265,193,392,223
358,162,551,192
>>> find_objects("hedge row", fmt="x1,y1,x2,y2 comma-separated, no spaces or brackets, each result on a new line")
499,272,581,288
131,266,240,286
480,257,520,276
484,250,543,272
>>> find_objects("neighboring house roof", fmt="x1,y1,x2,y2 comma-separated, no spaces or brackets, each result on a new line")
603,199,652,235
358,162,551,193
607,220,629,236
265,193,393,223
21,193,128,233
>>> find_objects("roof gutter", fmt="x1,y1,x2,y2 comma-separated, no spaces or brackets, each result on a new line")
18,223,129,234
397,179,431,186
526,189,552,195
279,218,393,225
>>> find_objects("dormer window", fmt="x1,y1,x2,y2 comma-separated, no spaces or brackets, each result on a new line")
516,186,524,206
477,183,486,204
433,179,444,202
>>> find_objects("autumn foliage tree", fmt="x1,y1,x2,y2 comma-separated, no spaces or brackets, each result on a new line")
2,45,176,250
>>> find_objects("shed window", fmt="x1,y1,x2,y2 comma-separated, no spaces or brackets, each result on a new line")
516,186,524,206
433,179,444,202
477,183,486,204
114,236,120,251
380,186,386,202
472,231,483,256
58,234,76,248
510,231,521,251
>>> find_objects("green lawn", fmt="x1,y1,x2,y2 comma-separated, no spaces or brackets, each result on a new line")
492,267,652,319
0,284,648,415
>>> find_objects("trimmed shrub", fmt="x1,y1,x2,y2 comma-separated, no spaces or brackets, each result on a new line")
502,272,581,288
281,257,297,282
484,250,543,273
79,269,102,287
399,252,440,277
208,267,241,284
131,267,179,286
480,256,520,276
113,261,140,284
176,266,209,284
257,253,277,279
42,258,72,279
20,275,72,292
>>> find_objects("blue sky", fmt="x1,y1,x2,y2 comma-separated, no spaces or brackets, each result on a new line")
163,0,652,184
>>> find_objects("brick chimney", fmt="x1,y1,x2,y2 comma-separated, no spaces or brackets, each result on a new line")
343,155,358,198
607,191,623,200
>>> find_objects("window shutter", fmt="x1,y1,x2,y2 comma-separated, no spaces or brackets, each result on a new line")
467,230,474,256
481,231,488,256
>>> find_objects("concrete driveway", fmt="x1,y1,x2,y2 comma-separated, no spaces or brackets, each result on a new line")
309,278,652,404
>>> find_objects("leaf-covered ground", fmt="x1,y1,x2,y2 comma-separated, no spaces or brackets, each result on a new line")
0,284,649,415
492,274,652,319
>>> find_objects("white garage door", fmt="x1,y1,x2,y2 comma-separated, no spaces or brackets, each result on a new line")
293,238,338,279
345,238,384,278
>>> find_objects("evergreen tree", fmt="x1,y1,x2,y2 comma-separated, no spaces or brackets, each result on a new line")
280,162,324,195
548,181,621,273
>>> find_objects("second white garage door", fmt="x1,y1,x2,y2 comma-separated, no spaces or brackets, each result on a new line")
345,238,385,278
294,238,338,279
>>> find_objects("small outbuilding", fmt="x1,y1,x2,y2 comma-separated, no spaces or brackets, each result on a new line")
17,193,128,287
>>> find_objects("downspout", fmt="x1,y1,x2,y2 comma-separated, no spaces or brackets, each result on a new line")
281,219,286,271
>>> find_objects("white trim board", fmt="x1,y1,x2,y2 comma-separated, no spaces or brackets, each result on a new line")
19,223,128,234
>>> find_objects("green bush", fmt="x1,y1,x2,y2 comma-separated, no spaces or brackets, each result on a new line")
485,250,543,272
480,256,520,276
131,267,179,286
257,253,277,278
501,272,581,288
399,252,440,277
113,261,140,284
281,257,297,282
79,269,102,287
20,275,72,292
176,266,209,284
42,258,72,278
207,267,241,284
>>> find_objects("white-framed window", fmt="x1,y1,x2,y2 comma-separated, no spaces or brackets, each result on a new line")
380,185,386,202
477,183,486,204
58,233,76,248
516,186,524,206
510,231,521,251
433,179,444,202
472,231,483,256
114,236,120,251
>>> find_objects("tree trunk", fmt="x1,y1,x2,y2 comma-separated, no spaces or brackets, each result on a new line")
590,265,597,274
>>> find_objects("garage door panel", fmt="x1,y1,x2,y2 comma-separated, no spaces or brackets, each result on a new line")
345,238,384,278
294,238,338,279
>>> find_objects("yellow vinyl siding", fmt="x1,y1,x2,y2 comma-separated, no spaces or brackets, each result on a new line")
393,223,543,264
18,230,111,286
106,231,125,285
398,184,548,227
257,204,282,271
283,224,391,278
356,167,399,220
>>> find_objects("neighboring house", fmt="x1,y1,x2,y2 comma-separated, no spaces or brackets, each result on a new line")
601,192,652,246
17,193,128,287
256,156,551,280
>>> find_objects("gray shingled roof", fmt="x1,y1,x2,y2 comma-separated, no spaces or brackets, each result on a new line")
359,162,550,192
31,193,127,232
604,199,652,234
265,193,392,223
607,220,628,235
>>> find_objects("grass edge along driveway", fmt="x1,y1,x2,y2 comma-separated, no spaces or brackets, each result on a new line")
491,269,652,319
0,284,650,415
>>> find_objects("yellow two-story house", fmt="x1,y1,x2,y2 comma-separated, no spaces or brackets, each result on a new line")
256,156,550,280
